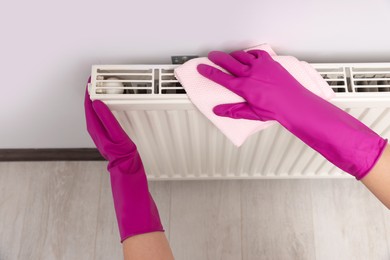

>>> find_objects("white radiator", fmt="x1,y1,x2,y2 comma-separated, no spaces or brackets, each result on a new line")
88,63,390,180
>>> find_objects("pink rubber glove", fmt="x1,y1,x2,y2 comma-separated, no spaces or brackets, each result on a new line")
84,79,164,242
197,50,388,180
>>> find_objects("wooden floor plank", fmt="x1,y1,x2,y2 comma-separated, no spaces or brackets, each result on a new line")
169,180,242,260
93,162,123,260
241,179,316,260
310,179,390,260
148,180,172,240
0,162,32,260
0,162,101,260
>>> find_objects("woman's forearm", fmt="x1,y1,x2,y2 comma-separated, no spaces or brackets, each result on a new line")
361,144,390,209
123,232,174,260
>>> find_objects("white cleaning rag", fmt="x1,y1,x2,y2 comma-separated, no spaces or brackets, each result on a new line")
174,44,335,147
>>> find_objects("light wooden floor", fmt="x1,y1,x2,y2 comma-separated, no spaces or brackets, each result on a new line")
0,161,389,260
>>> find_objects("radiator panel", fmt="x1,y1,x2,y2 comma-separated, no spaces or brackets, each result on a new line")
90,63,390,180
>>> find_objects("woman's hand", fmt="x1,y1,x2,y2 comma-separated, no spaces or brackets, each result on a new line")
198,50,388,180
197,50,309,122
84,79,164,242
84,86,137,168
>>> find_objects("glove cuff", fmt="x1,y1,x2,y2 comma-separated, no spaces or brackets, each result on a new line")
276,88,388,179
108,159,164,243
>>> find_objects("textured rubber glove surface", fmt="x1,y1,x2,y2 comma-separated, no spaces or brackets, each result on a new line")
198,50,388,180
84,79,164,242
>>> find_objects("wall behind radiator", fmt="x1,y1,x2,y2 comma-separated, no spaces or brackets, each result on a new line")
1,0,389,148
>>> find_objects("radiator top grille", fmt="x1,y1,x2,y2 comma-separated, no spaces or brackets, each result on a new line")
313,64,390,93
89,63,390,99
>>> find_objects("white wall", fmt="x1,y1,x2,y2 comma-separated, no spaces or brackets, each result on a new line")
1,0,390,148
